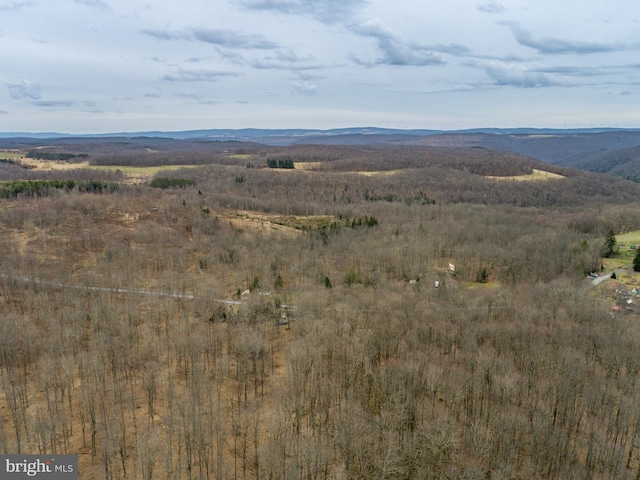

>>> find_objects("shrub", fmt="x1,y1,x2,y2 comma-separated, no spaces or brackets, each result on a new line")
344,268,360,286
266,158,294,169
150,177,196,189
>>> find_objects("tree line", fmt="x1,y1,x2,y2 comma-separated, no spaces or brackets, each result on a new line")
0,179,119,198
26,150,89,161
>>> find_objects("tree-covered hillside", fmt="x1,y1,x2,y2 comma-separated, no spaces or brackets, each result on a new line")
1,141,640,479
563,146,640,182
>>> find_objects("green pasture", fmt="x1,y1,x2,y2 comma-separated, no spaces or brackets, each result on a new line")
602,229,640,272
616,230,640,248
0,150,25,160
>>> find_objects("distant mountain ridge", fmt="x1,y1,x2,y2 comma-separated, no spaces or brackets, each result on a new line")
1,127,639,181
0,127,440,141
0,126,634,141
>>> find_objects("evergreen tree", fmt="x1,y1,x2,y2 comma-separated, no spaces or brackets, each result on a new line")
601,229,618,258
633,249,640,272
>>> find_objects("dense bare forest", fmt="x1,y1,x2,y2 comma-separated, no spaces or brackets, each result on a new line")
1,141,640,479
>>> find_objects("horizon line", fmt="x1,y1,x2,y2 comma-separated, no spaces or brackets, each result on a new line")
1,125,639,139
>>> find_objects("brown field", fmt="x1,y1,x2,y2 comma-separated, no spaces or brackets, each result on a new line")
220,210,334,237
293,161,323,170
486,168,565,181
19,157,90,171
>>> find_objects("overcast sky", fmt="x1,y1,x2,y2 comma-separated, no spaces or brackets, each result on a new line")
1,0,639,133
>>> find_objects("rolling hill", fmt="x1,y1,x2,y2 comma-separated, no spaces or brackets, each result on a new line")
1,137,640,478
561,146,640,182
1,127,640,181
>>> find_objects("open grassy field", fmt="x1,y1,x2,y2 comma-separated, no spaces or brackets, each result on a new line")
616,230,640,248
86,164,202,176
355,169,403,176
602,229,640,274
486,168,565,181
0,150,25,160
293,161,323,170
86,164,204,182
1,156,205,182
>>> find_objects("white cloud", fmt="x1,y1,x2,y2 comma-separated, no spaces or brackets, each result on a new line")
291,81,318,96
484,63,555,88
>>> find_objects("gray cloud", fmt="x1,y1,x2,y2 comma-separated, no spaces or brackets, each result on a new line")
32,100,74,107
0,1,35,12
535,65,620,78
413,43,471,57
7,79,41,100
143,29,189,41
352,21,445,66
82,100,98,108
274,49,315,63
162,69,239,82
484,63,555,87
175,93,202,100
250,49,319,70
0,109,8,114
296,71,324,82
143,27,278,50
214,48,247,65
477,1,505,14
251,59,320,70
505,22,628,55
74,0,110,11
236,0,366,24
191,28,278,49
